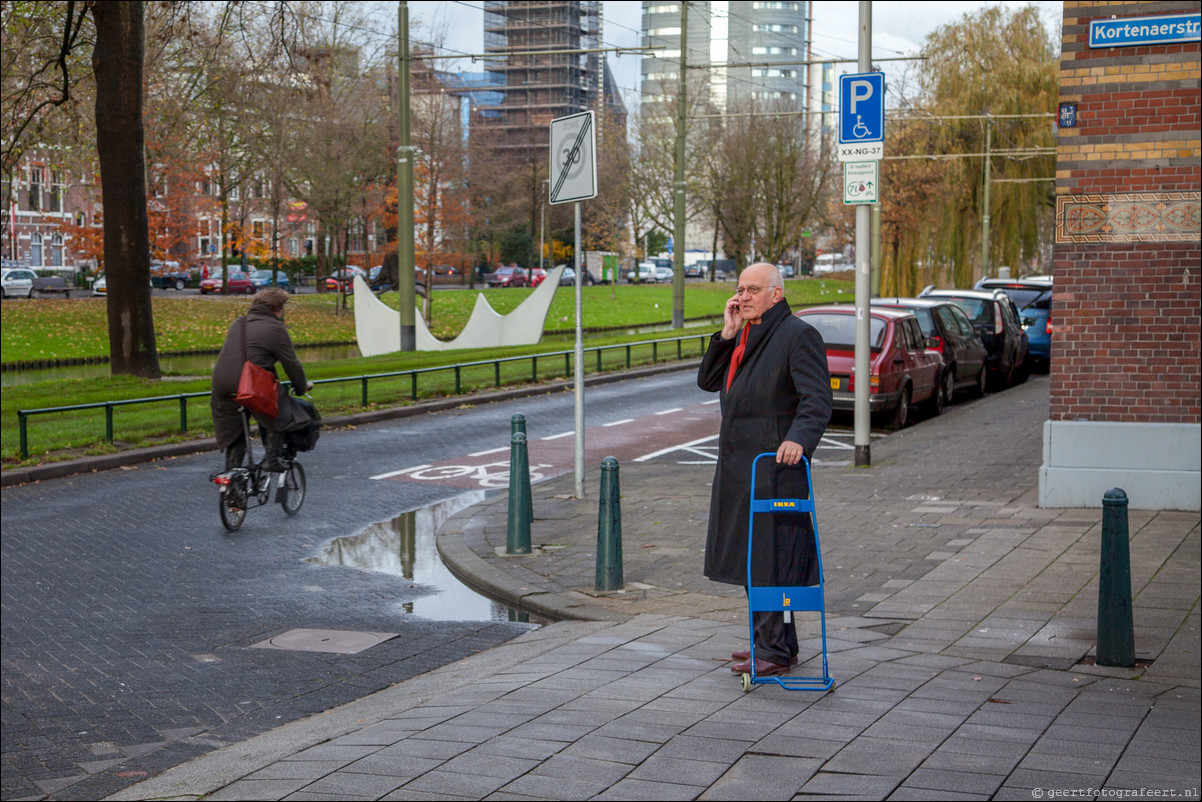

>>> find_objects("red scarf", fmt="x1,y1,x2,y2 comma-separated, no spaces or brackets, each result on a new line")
726,324,750,391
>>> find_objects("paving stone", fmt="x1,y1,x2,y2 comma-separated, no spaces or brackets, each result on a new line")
899,767,1006,796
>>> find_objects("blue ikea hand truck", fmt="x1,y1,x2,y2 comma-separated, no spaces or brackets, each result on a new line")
741,452,834,693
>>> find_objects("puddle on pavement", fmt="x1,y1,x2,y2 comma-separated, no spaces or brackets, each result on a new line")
308,492,536,624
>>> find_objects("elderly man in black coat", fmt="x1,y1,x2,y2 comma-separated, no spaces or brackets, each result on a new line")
697,262,832,676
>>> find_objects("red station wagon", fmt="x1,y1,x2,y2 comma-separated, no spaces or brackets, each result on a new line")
795,305,944,430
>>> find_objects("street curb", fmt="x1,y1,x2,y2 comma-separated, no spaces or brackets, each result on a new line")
436,493,632,624
1,359,700,488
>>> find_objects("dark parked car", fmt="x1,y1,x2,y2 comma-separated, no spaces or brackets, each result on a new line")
919,287,1029,389
249,269,292,292
488,267,528,288
795,305,944,429
975,275,1053,372
874,298,989,403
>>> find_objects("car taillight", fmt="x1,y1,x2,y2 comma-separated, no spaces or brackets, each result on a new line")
928,335,944,352
1045,312,1052,335
994,305,1004,336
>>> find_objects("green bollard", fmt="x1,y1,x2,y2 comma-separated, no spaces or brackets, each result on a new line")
1097,487,1135,667
509,418,528,524
506,431,532,555
595,457,624,591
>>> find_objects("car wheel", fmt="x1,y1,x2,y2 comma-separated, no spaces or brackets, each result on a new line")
27,287,36,299
969,365,987,398
927,371,951,416
886,386,911,431
175,278,186,290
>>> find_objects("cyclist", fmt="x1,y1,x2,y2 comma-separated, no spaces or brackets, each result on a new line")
210,288,314,472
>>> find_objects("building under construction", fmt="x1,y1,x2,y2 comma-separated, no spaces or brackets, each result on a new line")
480,1,625,156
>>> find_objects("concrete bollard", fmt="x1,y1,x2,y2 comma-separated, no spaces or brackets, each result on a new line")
506,431,532,555
1097,487,1135,667
595,457,624,591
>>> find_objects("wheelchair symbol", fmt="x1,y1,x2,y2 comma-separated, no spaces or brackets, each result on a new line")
852,115,872,139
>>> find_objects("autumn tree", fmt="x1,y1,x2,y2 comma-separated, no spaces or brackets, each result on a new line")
92,0,160,377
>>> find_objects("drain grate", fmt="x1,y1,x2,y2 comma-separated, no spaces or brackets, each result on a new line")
250,628,399,655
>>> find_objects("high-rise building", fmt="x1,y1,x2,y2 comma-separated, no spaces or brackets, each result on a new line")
479,1,625,156
640,1,811,113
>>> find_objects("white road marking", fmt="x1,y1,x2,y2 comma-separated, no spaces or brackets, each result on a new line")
603,418,634,427
541,431,575,441
370,464,431,480
655,407,683,415
469,446,509,457
635,434,719,462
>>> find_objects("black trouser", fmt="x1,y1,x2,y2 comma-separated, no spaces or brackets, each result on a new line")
750,605,799,667
223,429,283,470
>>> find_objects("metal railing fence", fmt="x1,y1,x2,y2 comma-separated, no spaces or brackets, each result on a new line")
15,334,709,459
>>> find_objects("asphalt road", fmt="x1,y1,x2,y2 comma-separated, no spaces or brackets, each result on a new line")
1,369,732,800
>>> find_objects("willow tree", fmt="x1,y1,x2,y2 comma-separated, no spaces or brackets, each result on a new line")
916,5,1058,287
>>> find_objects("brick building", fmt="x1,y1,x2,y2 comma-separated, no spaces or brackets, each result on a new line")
1040,2,1200,510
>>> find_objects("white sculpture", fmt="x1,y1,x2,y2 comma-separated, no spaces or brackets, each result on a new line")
352,265,566,355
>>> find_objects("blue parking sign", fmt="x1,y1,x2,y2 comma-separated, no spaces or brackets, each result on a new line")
839,73,884,144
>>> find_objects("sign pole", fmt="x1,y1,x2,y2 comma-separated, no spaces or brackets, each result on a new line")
574,201,585,498
853,0,872,467
548,110,596,499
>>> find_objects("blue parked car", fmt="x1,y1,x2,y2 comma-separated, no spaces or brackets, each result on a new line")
249,269,291,293
975,275,1052,372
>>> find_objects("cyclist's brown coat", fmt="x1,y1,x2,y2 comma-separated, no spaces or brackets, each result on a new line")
210,308,312,452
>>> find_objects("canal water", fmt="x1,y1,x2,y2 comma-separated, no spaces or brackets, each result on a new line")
308,492,537,624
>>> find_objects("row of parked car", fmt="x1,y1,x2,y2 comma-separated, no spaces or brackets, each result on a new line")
795,275,1052,430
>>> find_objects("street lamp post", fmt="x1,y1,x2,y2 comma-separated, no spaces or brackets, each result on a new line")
540,179,548,272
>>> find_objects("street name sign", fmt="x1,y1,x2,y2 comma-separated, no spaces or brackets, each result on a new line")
549,111,597,205
843,161,879,205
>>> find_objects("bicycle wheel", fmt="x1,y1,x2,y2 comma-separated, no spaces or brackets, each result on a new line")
219,488,246,531
280,461,306,515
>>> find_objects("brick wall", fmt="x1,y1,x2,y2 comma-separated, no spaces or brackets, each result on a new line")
1052,1,1200,424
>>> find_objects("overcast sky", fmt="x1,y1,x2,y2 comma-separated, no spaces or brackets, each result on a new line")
402,1,1063,110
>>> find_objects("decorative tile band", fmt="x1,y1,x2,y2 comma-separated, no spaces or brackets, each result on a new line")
1056,192,1202,243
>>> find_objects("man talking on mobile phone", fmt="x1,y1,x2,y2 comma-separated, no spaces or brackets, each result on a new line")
697,262,832,676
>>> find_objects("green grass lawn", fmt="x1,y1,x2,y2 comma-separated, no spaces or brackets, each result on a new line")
2,278,853,466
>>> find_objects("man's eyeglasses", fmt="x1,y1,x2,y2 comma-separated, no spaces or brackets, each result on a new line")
735,285,771,296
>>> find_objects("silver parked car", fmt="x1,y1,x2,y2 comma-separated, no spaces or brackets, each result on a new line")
1,266,37,298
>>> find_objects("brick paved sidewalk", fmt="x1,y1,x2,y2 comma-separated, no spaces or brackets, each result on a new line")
111,377,1200,800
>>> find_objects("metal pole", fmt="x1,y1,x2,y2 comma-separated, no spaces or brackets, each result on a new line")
672,0,687,329
870,202,882,297
980,118,992,280
398,1,416,351
574,201,585,498
539,181,547,272
853,0,872,467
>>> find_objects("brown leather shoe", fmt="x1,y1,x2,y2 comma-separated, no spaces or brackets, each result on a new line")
731,649,798,665
730,657,790,676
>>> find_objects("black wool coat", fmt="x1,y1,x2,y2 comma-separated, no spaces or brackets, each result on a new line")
210,308,312,452
697,299,833,586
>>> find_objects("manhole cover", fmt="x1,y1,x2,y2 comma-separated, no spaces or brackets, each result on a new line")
250,628,398,655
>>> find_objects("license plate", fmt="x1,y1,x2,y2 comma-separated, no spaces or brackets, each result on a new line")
830,378,840,390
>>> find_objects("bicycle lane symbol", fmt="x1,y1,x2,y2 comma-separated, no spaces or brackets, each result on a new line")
377,460,555,489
